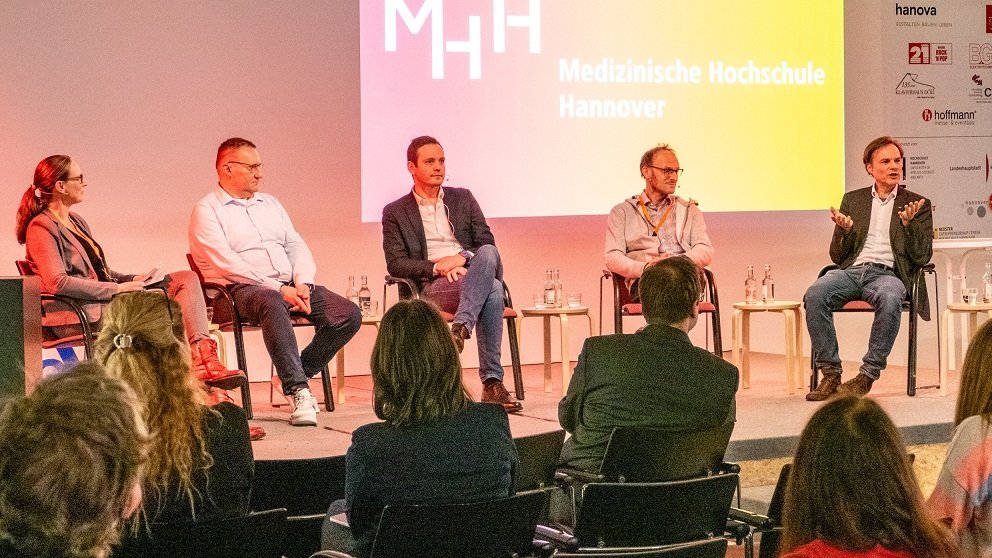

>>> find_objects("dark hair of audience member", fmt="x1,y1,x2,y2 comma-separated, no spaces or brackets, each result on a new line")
954,320,992,426
0,362,148,558
370,298,470,426
780,395,957,558
639,256,701,325
406,135,442,164
95,291,213,521
14,154,72,245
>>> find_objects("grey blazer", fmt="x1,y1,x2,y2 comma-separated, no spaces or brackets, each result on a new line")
24,210,134,325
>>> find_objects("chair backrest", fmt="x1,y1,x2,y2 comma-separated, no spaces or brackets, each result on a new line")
251,455,346,515
15,260,33,277
367,490,549,558
187,253,206,283
111,508,288,558
599,423,734,482
574,474,738,549
514,429,566,491
554,538,728,558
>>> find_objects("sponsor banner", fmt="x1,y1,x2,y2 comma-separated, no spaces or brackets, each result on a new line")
41,346,84,378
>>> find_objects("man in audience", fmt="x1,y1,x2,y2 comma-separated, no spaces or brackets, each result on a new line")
381,135,522,412
804,136,932,401
0,362,149,558
558,257,738,472
189,137,362,426
605,144,713,301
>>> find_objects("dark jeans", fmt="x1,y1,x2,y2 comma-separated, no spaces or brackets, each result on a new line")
217,284,362,394
804,265,906,379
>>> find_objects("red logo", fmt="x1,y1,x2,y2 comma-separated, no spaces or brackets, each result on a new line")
922,109,933,121
986,5,991,33
910,42,953,64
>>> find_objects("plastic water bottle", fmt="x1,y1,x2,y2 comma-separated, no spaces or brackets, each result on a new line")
744,266,757,304
762,265,775,303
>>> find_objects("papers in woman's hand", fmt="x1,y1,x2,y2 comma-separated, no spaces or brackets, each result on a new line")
137,262,165,286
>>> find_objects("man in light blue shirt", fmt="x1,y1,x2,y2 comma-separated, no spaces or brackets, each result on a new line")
189,137,362,426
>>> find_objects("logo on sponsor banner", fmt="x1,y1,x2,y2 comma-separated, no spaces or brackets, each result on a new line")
921,107,977,125
909,42,952,64
384,0,542,80
895,72,935,97
971,43,992,68
969,74,992,103
896,3,937,16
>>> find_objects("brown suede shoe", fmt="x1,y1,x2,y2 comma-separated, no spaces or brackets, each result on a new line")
451,323,470,353
806,370,842,401
481,380,523,413
837,373,875,397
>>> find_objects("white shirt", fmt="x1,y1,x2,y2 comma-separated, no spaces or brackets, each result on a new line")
188,186,317,291
854,185,897,268
413,187,463,262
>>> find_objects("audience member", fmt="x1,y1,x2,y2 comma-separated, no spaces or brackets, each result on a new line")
604,143,713,302
189,137,362,426
780,395,957,558
0,363,148,558
322,299,518,557
96,291,254,524
928,320,992,556
382,135,521,411
558,257,738,472
15,154,244,389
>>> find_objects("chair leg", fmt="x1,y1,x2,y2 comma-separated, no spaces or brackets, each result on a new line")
506,317,525,401
809,356,819,391
232,323,253,419
908,312,918,397
320,364,334,412
711,308,723,357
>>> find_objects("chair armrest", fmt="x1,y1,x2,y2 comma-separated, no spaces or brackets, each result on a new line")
728,507,774,530
384,275,420,301
534,524,578,549
39,293,96,341
718,461,741,474
554,468,604,485
309,552,356,558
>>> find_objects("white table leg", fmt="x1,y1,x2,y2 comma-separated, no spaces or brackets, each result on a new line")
940,309,951,397
741,311,751,390
543,315,552,393
784,310,796,395
560,313,571,391
795,308,805,390
335,349,346,404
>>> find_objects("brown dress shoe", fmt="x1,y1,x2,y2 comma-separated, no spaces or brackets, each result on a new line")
451,323,470,353
837,373,875,397
806,370,842,401
191,338,248,390
481,380,523,413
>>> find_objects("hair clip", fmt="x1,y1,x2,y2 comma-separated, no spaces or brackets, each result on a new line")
32,185,42,199
113,334,133,349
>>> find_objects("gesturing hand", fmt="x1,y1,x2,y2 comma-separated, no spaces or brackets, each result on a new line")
899,199,926,226
830,206,853,232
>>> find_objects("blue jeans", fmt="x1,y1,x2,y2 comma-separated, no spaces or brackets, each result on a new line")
422,244,505,383
220,284,362,394
804,265,906,380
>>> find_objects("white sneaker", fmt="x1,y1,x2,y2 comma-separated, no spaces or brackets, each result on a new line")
274,375,321,413
289,388,318,427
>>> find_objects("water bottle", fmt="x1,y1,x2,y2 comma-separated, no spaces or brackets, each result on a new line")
552,269,563,308
983,262,992,303
762,265,775,303
346,275,360,307
544,270,555,307
358,275,371,316
744,266,757,304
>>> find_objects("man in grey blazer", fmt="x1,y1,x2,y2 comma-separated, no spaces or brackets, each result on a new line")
805,136,932,400
381,136,521,412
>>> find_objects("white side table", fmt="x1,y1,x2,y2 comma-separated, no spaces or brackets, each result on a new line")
333,314,382,403
940,302,992,397
731,301,804,395
517,306,597,393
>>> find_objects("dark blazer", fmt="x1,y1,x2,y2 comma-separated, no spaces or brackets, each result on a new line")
24,210,135,325
829,186,933,320
558,324,739,472
381,187,500,291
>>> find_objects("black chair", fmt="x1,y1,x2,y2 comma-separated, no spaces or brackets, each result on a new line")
317,490,550,558
111,508,288,558
551,538,728,558
808,263,937,396
250,455,347,558
15,259,97,359
601,268,722,356
537,474,739,551
384,275,525,400
514,429,567,492
187,254,335,418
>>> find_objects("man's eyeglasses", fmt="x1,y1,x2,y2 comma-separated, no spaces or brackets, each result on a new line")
646,166,684,178
227,161,263,173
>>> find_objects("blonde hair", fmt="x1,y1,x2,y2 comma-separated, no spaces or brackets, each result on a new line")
0,362,148,558
95,291,212,521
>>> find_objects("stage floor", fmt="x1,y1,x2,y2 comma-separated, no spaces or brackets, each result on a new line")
247,351,958,463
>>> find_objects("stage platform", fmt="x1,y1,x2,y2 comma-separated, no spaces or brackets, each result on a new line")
247,351,957,463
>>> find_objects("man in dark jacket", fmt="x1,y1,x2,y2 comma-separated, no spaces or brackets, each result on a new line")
804,136,932,400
